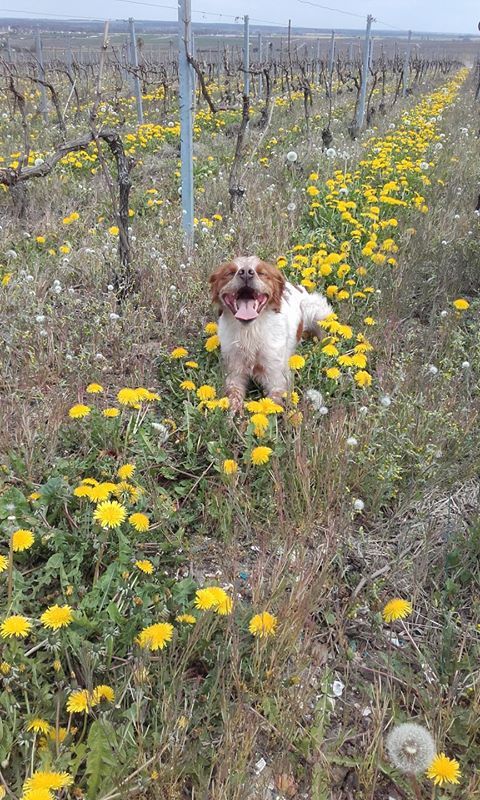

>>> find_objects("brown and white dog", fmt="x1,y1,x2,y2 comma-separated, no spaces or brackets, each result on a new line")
209,255,332,413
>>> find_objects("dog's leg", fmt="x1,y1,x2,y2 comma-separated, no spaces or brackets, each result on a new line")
224,361,249,415
226,383,247,415
260,362,290,407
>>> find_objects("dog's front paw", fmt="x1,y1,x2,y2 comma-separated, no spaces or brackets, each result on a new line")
228,394,244,416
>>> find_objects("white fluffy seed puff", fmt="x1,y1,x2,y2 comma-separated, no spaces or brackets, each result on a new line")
386,722,436,775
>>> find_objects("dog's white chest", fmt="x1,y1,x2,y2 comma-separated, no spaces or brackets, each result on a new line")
218,310,288,365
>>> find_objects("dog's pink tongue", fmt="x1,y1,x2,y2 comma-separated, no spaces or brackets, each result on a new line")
235,298,258,320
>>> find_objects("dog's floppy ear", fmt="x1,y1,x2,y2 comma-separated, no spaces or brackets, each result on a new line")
258,261,286,312
209,262,236,304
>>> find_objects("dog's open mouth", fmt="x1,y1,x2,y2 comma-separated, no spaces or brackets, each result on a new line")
222,287,269,322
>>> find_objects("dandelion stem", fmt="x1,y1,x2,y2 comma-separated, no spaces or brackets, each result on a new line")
55,691,61,758
93,539,107,584
409,775,423,800
30,732,36,777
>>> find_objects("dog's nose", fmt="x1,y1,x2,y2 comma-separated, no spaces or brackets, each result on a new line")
238,268,255,280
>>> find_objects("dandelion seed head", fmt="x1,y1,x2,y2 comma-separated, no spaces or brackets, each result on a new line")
305,389,324,411
386,722,436,775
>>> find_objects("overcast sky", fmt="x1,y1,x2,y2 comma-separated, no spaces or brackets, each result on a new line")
3,0,480,34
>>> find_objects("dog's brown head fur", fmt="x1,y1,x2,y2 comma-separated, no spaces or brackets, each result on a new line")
209,256,285,321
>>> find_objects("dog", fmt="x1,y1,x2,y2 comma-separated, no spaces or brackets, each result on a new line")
209,255,332,414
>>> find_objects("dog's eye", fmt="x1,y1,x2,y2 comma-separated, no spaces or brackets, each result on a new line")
257,270,264,276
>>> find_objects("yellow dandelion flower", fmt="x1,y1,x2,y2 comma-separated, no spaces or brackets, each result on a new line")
129,512,150,532
326,367,341,380
204,322,218,334
118,463,135,480
22,770,73,795
73,485,93,499
40,604,73,631
176,614,196,624
249,611,277,638
246,397,283,415
66,688,92,714
338,354,354,367
210,587,233,615
35,235,46,244
222,459,238,475
135,559,154,574
1,615,32,639
382,598,413,623
91,684,115,704
205,334,220,352
288,354,306,370
103,407,120,418
251,446,273,465
108,225,119,236
93,500,127,529
194,587,232,614
28,491,41,501
26,718,52,735
364,316,376,326
135,387,160,402
21,786,54,798
250,413,269,438
351,353,367,369
46,725,69,744
354,370,372,388
196,384,216,401
180,379,196,391
290,390,300,405
170,347,188,359
185,360,199,369
452,298,469,311
0,555,8,572
117,387,140,407
194,587,218,610
426,753,461,786
88,482,117,503
86,383,103,394
137,622,174,651
68,404,91,419
12,528,34,552
124,484,142,503
322,344,339,357
337,324,353,339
